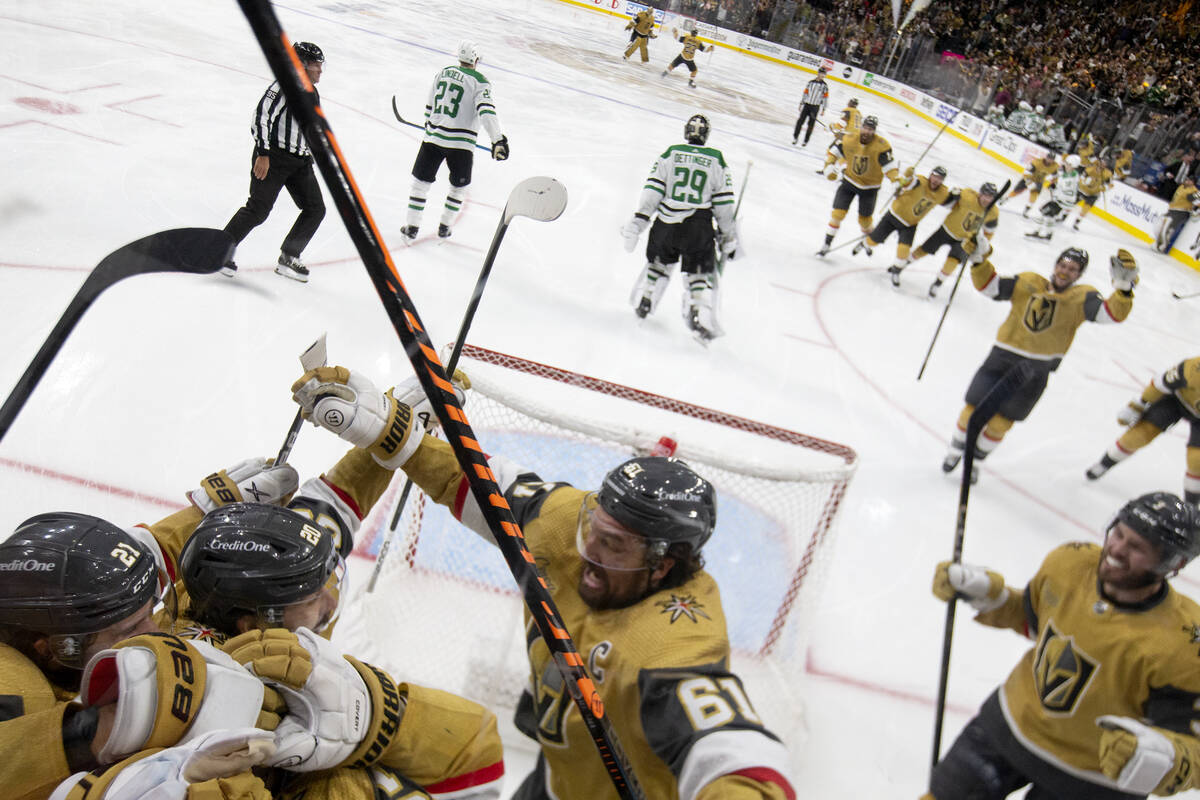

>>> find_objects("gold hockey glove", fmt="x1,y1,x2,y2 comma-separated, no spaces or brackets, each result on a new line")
1098,715,1195,795
932,560,1008,612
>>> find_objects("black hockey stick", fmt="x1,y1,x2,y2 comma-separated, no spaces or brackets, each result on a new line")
391,96,492,153
237,6,645,798
1172,289,1200,300
274,333,328,466
929,360,1033,775
367,175,568,592
916,178,1010,381
0,228,232,444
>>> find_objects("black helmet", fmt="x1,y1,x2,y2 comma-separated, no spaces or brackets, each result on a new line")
180,503,342,633
847,98,859,107
1057,246,1089,272
293,41,325,65
597,457,716,554
684,114,710,145
1113,492,1200,575
0,513,158,666
980,182,998,197
931,166,948,179
861,115,878,129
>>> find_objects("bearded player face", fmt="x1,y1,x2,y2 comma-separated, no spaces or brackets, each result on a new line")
1099,521,1163,592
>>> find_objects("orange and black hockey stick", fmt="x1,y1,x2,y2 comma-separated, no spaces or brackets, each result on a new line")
235,3,645,798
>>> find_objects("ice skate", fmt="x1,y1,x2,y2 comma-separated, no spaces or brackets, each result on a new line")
400,225,419,245
275,253,310,283
886,265,902,288
635,297,652,319
816,243,830,257
220,260,238,278
438,223,452,239
942,451,961,473
928,277,943,298
1086,455,1116,480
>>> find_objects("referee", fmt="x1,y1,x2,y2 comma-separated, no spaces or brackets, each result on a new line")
792,65,829,147
221,41,327,283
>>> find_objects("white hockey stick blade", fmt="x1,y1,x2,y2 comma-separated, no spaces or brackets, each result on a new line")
502,177,568,225
299,332,328,371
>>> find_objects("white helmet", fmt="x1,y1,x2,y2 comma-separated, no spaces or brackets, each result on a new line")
457,40,479,66
1019,100,1032,111
1035,104,1044,114
1065,154,1081,169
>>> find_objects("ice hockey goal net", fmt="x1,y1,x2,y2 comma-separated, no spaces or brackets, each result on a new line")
346,344,857,756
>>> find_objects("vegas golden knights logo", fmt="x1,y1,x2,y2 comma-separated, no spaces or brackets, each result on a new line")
852,155,868,176
1033,621,1098,714
1023,295,1058,333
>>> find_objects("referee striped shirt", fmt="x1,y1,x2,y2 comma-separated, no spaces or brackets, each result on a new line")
800,77,828,111
251,81,316,157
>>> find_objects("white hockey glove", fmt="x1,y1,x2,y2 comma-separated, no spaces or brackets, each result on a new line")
931,560,1008,613
50,729,274,800
225,628,405,773
897,165,915,188
291,367,421,469
1110,248,1139,292
966,229,992,265
621,215,649,253
1098,716,1190,795
719,223,740,260
188,457,300,513
1117,398,1146,427
79,634,266,764
390,370,469,431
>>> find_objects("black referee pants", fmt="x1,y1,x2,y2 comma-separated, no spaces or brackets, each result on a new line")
794,103,820,144
224,148,326,258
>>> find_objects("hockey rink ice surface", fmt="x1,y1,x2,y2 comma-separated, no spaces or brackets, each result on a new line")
5,0,1200,796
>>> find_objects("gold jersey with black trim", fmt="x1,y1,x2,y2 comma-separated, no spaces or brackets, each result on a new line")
840,106,862,132
1169,183,1200,212
1113,149,1133,179
834,132,896,190
1079,162,1112,197
970,262,1132,363
888,175,953,227
1157,356,1200,418
676,32,706,60
627,9,655,35
0,643,79,800
1024,157,1060,185
940,187,999,240
972,542,1200,788
398,436,795,800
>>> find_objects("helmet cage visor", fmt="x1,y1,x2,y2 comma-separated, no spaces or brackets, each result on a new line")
575,494,668,574
255,551,346,633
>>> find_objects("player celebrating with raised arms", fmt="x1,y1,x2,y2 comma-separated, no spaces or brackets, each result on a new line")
816,115,899,256
288,364,797,800
927,492,1200,799
622,6,657,63
660,23,711,88
401,41,508,244
902,181,999,298
620,113,738,344
941,244,1137,484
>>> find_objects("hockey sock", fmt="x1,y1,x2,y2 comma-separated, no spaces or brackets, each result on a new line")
440,185,467,229
977,415,1013,457
1116,420,1162,455
407,179,433,228
857,215,872,234
941,257,960,278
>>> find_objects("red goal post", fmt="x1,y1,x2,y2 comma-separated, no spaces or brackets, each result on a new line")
347,344,858,755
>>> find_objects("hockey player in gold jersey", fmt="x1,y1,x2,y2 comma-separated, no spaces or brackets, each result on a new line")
1113,146,1134,181
816,115,899,256
661,24,711,88
851,165,953,287
623,8,657,63
1087,354,1200,506
925,492,1200,799
941,244,1137,483
999,153,1058,218
1072,157,1113,230
290,365,797,800
1156,177,1198,254
817,98,861,173
904,182,999,298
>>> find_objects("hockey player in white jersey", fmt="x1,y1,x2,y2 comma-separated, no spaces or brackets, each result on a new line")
620,114,738,343
1025,153,1081,241
401,40,508,243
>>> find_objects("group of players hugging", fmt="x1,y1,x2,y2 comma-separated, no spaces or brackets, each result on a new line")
7,15,1200,800
795,61,1200,800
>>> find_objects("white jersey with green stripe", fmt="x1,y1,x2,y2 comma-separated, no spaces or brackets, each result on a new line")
635,143,736,231
422,64,502,152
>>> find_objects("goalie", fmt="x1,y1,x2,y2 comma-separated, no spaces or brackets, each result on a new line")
620,113,738,344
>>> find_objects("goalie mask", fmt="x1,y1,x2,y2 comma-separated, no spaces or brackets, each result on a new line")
0,513,161,667
1110,492,1200,575
684,114,710,145
180,503,346,635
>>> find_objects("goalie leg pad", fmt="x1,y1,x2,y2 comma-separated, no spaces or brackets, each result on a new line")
682,274,723,337
629,260,675,313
